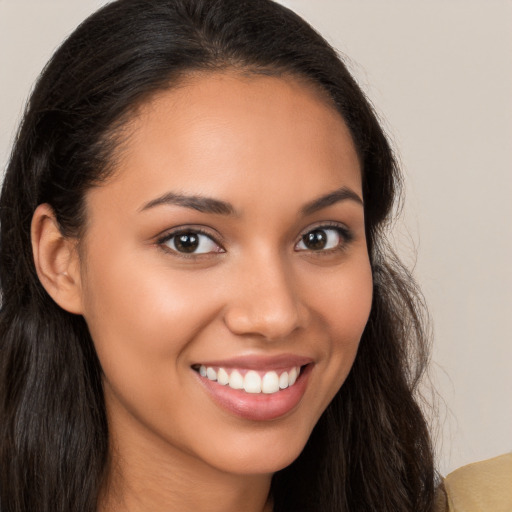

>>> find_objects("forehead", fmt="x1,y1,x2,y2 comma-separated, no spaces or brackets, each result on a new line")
89,71,362,218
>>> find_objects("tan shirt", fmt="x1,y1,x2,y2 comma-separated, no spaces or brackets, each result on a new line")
436,453,512,512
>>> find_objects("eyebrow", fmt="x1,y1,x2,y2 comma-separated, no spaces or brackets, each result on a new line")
140,186,363,216
140,192,236,215
300,186,363,216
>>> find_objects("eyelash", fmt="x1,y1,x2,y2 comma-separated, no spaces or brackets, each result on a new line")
156,223,353,258
157,227,225,258
295,223,353,254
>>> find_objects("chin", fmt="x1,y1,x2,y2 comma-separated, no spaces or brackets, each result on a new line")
213,448,305,476
196,421,315,476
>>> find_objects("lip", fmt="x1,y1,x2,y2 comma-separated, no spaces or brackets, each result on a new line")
192,354,313,371
193,357,313,421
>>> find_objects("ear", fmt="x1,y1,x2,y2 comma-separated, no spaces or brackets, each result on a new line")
31,203,84,314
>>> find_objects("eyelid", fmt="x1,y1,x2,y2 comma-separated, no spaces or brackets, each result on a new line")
156,225,225,256
154,222,353,257
294,222,353,252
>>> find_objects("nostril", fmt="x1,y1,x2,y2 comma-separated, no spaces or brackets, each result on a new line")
223,307,302,340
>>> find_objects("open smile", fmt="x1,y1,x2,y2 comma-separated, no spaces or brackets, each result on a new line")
193,364,302,394
192,356,313,421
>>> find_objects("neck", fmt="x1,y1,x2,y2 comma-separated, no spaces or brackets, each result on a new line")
98,421,273,512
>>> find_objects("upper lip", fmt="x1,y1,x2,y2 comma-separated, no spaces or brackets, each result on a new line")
192,354,314,371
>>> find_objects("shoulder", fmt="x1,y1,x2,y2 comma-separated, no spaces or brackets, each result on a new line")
441,453,512,512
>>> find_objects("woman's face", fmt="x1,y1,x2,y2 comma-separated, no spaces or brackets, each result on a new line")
77,72,373,476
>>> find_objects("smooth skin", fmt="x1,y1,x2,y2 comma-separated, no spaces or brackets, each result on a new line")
31,72,373,512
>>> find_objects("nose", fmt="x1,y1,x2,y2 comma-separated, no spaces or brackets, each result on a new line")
223,255,310,341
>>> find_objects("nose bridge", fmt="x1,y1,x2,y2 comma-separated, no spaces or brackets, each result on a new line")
223,248,307,340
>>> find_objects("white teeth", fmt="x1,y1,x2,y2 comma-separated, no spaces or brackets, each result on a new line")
289,367,298,386
229,370,244,390
261,371,279,394
279,371,289,389
197,365,303,394
206,367,217,381
244,370,262,393
217,367,229,385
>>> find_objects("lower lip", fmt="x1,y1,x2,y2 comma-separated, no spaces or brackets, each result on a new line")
195,365,312,421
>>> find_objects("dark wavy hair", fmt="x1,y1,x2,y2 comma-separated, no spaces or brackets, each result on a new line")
0,0,436,510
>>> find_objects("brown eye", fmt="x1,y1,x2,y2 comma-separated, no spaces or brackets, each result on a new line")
163,230,220,254
295,226,350,252
302,230,328,250
174,232,200,253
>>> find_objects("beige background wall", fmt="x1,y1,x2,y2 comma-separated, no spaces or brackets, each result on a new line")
1,0,511,475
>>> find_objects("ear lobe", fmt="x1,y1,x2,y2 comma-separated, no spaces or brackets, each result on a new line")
31,203,84,314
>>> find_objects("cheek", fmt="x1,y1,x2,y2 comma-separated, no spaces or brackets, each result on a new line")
82,246,215,344
333,264,373,350
314,256,373,342
79,248,222,396
80,253,225,439
306,256,373,400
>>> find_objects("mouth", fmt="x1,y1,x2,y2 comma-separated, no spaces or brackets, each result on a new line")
192,364,303,394
191,356,313,421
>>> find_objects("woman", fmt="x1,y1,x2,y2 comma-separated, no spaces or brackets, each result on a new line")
0,0,436,510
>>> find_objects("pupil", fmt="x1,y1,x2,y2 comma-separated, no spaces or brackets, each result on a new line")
304,230,327,250
175,233,199,253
